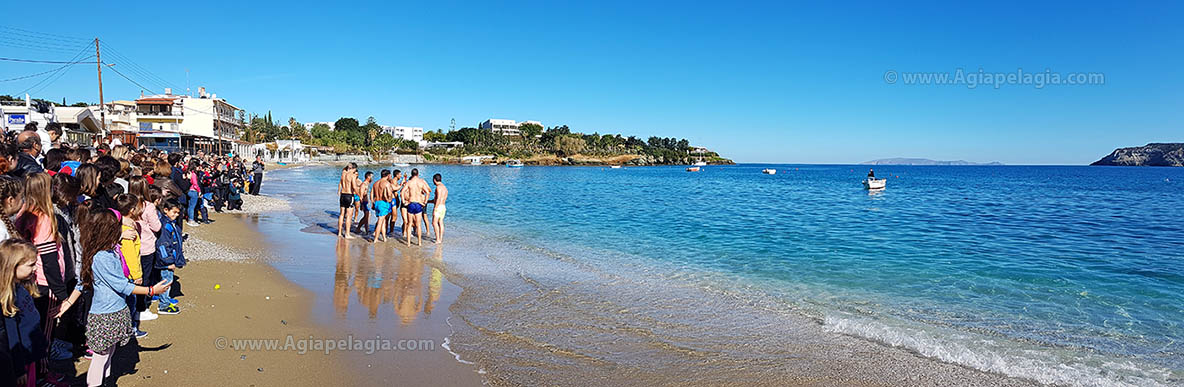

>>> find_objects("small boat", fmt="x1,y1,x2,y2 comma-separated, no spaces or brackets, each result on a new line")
393,163,411,167
610,165,622,169
468,159,482,166
506,159,524,168
686,166,701,172
863,178,887,190
693,161,708,166
762,168,776,175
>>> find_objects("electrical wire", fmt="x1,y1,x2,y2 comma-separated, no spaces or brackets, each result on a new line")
0,55,95,82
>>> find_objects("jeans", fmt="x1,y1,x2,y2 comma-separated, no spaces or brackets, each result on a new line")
158,269,178,307
187,190,200,221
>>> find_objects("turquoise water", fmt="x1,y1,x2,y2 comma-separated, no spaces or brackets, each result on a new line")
269,164,1184,386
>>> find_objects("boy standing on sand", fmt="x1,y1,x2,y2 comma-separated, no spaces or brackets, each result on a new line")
372,170,392,242
429,173,448,244
337,163,358,239
401,168,431,246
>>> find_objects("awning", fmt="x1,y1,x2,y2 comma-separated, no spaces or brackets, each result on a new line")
138,131,181,139
135,98,175,105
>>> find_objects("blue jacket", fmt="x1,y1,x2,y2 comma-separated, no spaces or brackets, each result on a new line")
76,249,135,314
156,217,186,269
4,285,46,377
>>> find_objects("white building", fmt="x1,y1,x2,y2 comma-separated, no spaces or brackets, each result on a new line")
129,87,249,156
251,140,309,163
381,125,423,142
480,118,520,136
480,119,541,136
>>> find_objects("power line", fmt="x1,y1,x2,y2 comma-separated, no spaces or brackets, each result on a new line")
0,25,90,44
16,42,94,96
0,56,98,64
0,55,95,82
105,65,158,94
100,41,182,92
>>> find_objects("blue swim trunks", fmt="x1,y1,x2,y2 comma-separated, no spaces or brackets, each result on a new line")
406,202,424,214
373,200,392,217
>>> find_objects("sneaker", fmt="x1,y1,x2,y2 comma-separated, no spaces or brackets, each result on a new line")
135,330,148,339
158,303,180,315
151,295,160,302
140,310,158,321
186,221,200,227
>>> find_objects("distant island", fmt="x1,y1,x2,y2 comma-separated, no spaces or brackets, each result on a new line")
861,158,1003,166
1091,143,1184,167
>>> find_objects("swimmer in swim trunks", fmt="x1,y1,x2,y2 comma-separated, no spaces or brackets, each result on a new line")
428,173,448,244
401,168,431,246
371,170,393,242
337,163,359,239
356,171,374,235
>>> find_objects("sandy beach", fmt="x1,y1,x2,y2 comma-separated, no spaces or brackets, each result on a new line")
50,191,481,386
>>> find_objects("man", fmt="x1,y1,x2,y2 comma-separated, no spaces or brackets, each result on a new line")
337,163,359,239
401,168,431,246
9,130,44,178
45,122,63,149
389,169,405,237
867,169,875,179
371,170,392,242
355,171,374,236
250,156,265,195
428,173,448,244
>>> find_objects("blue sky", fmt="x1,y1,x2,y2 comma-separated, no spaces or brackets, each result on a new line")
1,1,1181,164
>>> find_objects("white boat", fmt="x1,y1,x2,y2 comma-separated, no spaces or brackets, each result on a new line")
393,163,411,167
469,159,482,165
506,159,524,168
762,168,776,175
610,165,622,169
863,178,887,190
686,166,701,172
693,161,708,166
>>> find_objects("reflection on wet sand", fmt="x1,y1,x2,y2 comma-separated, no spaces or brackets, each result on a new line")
333,239,445,324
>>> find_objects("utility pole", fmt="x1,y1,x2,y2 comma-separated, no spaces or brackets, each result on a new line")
95,38,106,138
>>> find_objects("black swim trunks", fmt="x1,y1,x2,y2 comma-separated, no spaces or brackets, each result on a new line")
339,193,353,208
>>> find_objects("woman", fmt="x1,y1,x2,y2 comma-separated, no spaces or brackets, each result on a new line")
151,159,182,202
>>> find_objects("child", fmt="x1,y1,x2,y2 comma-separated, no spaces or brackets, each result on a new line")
114,194,149,336
130,177,162,322
0,239,47,386
58,149,81,176
0,175,23,241
60,209,169,387
154,200,186,314
15,173,68,381
227,179,244,211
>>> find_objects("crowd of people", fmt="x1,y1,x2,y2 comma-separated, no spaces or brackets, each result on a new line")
0,121,265,386
336,163,448,246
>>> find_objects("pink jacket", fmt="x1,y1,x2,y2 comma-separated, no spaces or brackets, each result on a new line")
137,202,162,255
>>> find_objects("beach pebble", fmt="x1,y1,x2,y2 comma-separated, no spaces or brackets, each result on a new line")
281,320,287,325
265,296,270,300
257,368,264,372
240,355,246,360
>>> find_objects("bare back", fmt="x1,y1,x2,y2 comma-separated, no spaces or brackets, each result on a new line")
338,170,356,195
433,183,448,207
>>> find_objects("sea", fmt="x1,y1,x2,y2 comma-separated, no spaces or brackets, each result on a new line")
262,163,1184,386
